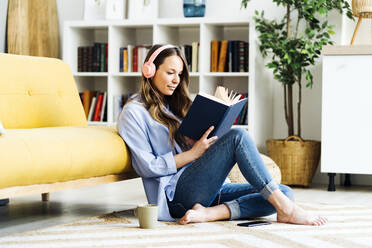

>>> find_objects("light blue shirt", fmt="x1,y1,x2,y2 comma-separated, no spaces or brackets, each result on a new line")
117,94,192,221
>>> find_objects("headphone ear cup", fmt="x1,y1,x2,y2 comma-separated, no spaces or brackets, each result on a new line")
142,62,156,78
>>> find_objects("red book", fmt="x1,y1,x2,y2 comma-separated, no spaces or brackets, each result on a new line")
133,47,138,72
93,93,104,121
233,93,245,125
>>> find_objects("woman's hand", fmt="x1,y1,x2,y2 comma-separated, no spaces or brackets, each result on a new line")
190,126,218,160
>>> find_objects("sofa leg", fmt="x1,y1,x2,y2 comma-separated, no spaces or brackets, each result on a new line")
42,193,50,202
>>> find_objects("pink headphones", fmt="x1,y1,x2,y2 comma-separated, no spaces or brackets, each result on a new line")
142,45,176,78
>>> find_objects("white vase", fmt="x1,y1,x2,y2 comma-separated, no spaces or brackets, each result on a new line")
105,0,126,20
128,0,158,20
84,0,106,20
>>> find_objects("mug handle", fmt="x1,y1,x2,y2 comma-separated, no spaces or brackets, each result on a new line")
133,207,138,217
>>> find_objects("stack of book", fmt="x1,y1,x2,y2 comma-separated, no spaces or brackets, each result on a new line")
79,90,108,122
210,40,248,72
77,42,108,72
119,45,151,72
234,93,248,125
180,42,199,72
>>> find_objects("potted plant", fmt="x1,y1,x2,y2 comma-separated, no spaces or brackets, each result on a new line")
241,0,353,186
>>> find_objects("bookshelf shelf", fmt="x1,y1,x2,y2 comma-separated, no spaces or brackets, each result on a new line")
112,72,142,77
74,72,109,77
204,72,249,77
189,72,200,77
63,18,274,150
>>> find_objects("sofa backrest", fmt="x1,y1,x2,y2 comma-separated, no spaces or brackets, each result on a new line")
0,53,87,128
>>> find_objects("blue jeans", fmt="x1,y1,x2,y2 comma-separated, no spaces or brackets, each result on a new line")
168,128,294,220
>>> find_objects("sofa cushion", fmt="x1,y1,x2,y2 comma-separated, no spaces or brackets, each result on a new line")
0,126,132,189
0,53,87,129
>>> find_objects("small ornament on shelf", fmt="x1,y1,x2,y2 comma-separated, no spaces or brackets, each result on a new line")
84,0,106,20
183,0,205,18
105,0,126,20
128,0,158,20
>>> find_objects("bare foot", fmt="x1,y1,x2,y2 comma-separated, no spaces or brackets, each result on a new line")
179,203,209,225
277,203,328,226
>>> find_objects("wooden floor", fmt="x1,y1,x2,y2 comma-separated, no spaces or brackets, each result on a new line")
1,178,372,237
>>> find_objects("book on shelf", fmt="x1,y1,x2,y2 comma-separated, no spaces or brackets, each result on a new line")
183,45,192,71
100,92,107,122
210,40,220,72
233,93,248,125
79,90,107,122
77,42,108,72
93,93,104,121
87,96,97,121
178,86,247,140
120,44,150,73
218,40,228,72
191,41,199,72
209,40,249,73
127,45,133,72
82,90,94,118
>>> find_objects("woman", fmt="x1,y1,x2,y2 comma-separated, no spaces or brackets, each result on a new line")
117,44,327,225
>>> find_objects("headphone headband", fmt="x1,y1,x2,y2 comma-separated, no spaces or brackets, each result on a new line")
147,45,175,65
142,45,176,78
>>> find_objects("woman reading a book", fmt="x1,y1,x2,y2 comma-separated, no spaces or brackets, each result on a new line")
117,44,327,226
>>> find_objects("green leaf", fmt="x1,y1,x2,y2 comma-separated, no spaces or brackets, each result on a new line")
318,7,327,15
328,30,335,35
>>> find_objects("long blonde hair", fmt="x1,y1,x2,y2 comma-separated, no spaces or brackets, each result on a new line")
140,44,192,150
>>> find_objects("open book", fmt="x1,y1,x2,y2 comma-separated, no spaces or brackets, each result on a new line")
178,86,247,140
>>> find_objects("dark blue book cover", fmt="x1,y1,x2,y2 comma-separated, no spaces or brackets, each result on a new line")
178,93,247,140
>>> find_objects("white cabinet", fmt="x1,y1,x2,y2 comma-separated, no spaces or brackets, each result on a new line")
63,18,273,150
322,46,372,186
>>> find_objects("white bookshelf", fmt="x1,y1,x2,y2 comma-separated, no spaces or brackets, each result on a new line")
63,18,273,150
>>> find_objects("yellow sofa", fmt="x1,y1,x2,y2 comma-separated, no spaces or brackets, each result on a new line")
0,53,136,201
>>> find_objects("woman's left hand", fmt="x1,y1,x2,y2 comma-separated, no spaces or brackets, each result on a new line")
189,126,218,160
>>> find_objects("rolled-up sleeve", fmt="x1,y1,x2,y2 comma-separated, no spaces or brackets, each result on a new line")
118,105,177,178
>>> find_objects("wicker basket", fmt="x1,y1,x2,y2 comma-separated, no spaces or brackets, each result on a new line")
352,0,372,18
266,136,320,187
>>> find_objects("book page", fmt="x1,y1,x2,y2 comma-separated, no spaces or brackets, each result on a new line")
214,86,242,105
197,86,243,106
198,92,229,106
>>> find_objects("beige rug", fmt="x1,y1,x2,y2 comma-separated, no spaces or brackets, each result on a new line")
1,202,372,248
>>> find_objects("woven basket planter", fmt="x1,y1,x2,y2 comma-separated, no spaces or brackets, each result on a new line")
266,136,320,187
352,0,372,18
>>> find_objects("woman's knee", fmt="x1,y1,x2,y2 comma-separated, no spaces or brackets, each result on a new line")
228,128,251,143
279,184,294,201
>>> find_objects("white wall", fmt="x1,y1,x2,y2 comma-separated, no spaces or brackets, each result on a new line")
0,0,8,53
56,0,84,57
